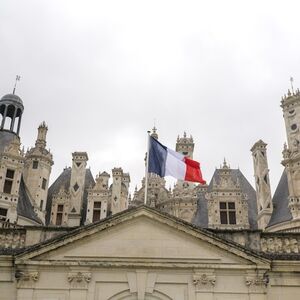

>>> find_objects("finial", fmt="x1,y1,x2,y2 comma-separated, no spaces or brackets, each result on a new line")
183,131,187,138
13,75,21,95
151,126,158,139
290,77,294,94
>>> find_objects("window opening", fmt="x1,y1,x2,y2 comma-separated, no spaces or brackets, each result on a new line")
220,202,236,225
93,201,101,222
3,169,14,194
56,204,64,225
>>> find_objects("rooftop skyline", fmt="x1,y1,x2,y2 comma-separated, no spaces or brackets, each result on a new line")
1,0,300,194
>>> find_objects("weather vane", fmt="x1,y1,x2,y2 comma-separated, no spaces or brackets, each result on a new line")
290,77,294,94
13,75,21,95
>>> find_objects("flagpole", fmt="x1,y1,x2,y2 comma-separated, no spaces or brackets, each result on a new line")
144,131,151,205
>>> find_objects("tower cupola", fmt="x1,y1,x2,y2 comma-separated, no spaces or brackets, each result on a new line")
0,93,24,136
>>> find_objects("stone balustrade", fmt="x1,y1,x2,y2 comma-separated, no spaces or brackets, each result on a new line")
0,229,26,249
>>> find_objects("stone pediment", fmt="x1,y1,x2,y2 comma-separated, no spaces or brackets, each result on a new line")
16,206,270,268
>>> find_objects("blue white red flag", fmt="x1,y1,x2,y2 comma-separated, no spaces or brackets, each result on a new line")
148,136,206,184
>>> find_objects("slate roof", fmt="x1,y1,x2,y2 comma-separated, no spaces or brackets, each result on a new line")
45,167,95,225
193,169,258,229
267,170,292,227
0,130,16,153
17,178,42,224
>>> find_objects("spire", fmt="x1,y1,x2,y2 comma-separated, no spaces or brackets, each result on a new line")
290,77,294,94
35,121,48,148
222,158,228,169
12,75,21,95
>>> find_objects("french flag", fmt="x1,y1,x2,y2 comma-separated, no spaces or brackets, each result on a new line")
148,136,206,184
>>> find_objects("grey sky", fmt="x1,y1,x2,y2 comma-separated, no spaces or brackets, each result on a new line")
1,0,299,194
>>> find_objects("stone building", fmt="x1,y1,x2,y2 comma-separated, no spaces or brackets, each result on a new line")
1,88,300,299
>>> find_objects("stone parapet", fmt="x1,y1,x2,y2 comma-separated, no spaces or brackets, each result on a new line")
208,229,300,254
1,222,300,256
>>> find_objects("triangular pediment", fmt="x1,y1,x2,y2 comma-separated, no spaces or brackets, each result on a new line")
16,206,270,268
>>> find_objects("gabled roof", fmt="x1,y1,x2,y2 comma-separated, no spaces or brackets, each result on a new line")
16,205,270,268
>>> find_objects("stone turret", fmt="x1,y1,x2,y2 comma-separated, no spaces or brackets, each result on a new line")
281,88,300,219
251,140,272,229
176,132,194,159
0,136,24,223
23,122,53,223
0,93,25,223
68,152,88,226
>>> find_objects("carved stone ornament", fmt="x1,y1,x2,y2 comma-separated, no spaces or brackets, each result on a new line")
245,275,268,287
193,273,216,287
16,271,39,288
67,272,91,289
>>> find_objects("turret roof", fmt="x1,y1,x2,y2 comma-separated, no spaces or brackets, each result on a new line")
0,93,23,106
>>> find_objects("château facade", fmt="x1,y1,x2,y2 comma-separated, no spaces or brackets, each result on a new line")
1,88,300,299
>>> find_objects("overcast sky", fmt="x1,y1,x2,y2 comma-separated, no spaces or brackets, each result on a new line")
1,0,300,195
